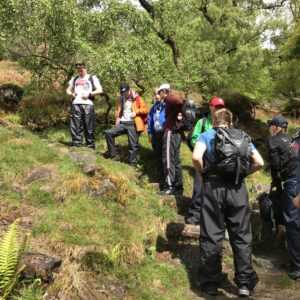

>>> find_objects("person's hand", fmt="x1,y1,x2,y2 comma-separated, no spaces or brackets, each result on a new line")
293,194,300,209
177,112,183,121
68,92,76,99
130,112,137,118
82,93,90,100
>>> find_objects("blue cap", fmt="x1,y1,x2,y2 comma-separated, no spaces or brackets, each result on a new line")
267,116,288,128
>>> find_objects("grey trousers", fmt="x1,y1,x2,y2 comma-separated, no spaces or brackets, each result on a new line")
105,122,139,165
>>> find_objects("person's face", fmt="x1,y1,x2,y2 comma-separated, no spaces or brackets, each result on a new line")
159,89,169,99
209,105,224,114
127,88,134,100
269,125,277,136
209,105,216,114
154,92,161,101
75,63,86,75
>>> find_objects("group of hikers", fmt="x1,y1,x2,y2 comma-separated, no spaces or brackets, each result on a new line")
66,60,300,297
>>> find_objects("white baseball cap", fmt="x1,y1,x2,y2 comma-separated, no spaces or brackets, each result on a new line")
158,83,171,92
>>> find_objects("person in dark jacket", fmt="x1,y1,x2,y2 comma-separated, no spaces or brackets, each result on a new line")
267,116,300,280
293,149,300,208
148,88,166,190
158,83,184,195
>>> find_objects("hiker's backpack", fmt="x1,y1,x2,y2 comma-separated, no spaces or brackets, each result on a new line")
73,75,97,101
291,128,300,157
186,117,207,152
180,99,196,131
257,184,284,234
135,95,148,125
205,128,251,184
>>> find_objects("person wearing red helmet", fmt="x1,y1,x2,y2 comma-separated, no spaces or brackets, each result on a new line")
186,97,225,225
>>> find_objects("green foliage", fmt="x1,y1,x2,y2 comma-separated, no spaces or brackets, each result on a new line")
27,186,55,207
0,127,59,184
0,0,290,103
0,219,27,300
12,279,43,300
122,257,190,300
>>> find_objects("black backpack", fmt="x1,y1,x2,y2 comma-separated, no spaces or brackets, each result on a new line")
73,75,97,101
205,127,251,184
186,117,207,152
180,99,196,131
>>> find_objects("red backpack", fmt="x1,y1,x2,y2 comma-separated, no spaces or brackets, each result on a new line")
135,96,148,125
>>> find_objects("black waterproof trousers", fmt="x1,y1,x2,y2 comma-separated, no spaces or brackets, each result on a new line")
105,122,139,166
198,176,259,290
187,170,202,220
282,178,300,278
162,130,183,191
70,104,95,149
152,131,165,190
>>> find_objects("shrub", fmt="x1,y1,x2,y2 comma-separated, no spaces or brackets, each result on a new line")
19,92,70,129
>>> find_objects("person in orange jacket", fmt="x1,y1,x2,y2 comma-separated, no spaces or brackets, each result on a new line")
105,82,149,166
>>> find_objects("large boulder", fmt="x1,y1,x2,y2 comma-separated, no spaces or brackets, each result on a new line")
20,253,62,282
0,83,23,111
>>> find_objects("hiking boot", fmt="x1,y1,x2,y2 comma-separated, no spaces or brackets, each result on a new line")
110,154,121,161
238,286,250,297
102,151,111,158
185,216,200,225
288,271,300,281
174,188,184,195
198,284,218,296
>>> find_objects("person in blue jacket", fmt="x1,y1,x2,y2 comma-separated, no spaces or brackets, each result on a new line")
148,88,166,190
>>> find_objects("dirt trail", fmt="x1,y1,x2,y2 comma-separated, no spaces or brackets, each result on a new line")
158,194,300,299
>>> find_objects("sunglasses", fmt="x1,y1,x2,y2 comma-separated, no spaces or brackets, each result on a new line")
75,63,84,67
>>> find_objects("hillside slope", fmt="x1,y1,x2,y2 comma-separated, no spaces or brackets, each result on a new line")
0,120,299,299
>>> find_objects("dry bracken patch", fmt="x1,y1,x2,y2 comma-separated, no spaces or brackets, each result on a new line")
53,173,89,202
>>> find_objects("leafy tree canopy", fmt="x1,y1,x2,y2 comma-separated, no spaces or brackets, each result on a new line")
0,0,297,104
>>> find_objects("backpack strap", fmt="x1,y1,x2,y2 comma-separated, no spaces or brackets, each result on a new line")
88,75,96,91
135,95,140,108
201,117,207,134
72,75,79,91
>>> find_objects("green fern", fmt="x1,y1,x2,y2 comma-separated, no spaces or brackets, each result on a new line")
0,219,27,300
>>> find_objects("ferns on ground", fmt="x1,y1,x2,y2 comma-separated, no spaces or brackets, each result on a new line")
0,219,27,300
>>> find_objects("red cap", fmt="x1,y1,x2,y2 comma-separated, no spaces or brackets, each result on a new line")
210,97,225,107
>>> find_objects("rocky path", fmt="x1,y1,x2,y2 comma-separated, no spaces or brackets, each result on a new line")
158,194,300,299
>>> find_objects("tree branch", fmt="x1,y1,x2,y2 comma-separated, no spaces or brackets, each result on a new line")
138,0,154,19
157,32,180,66
100,92,112,126
138,0,181,67
199,0,214,25
260,0,287,9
